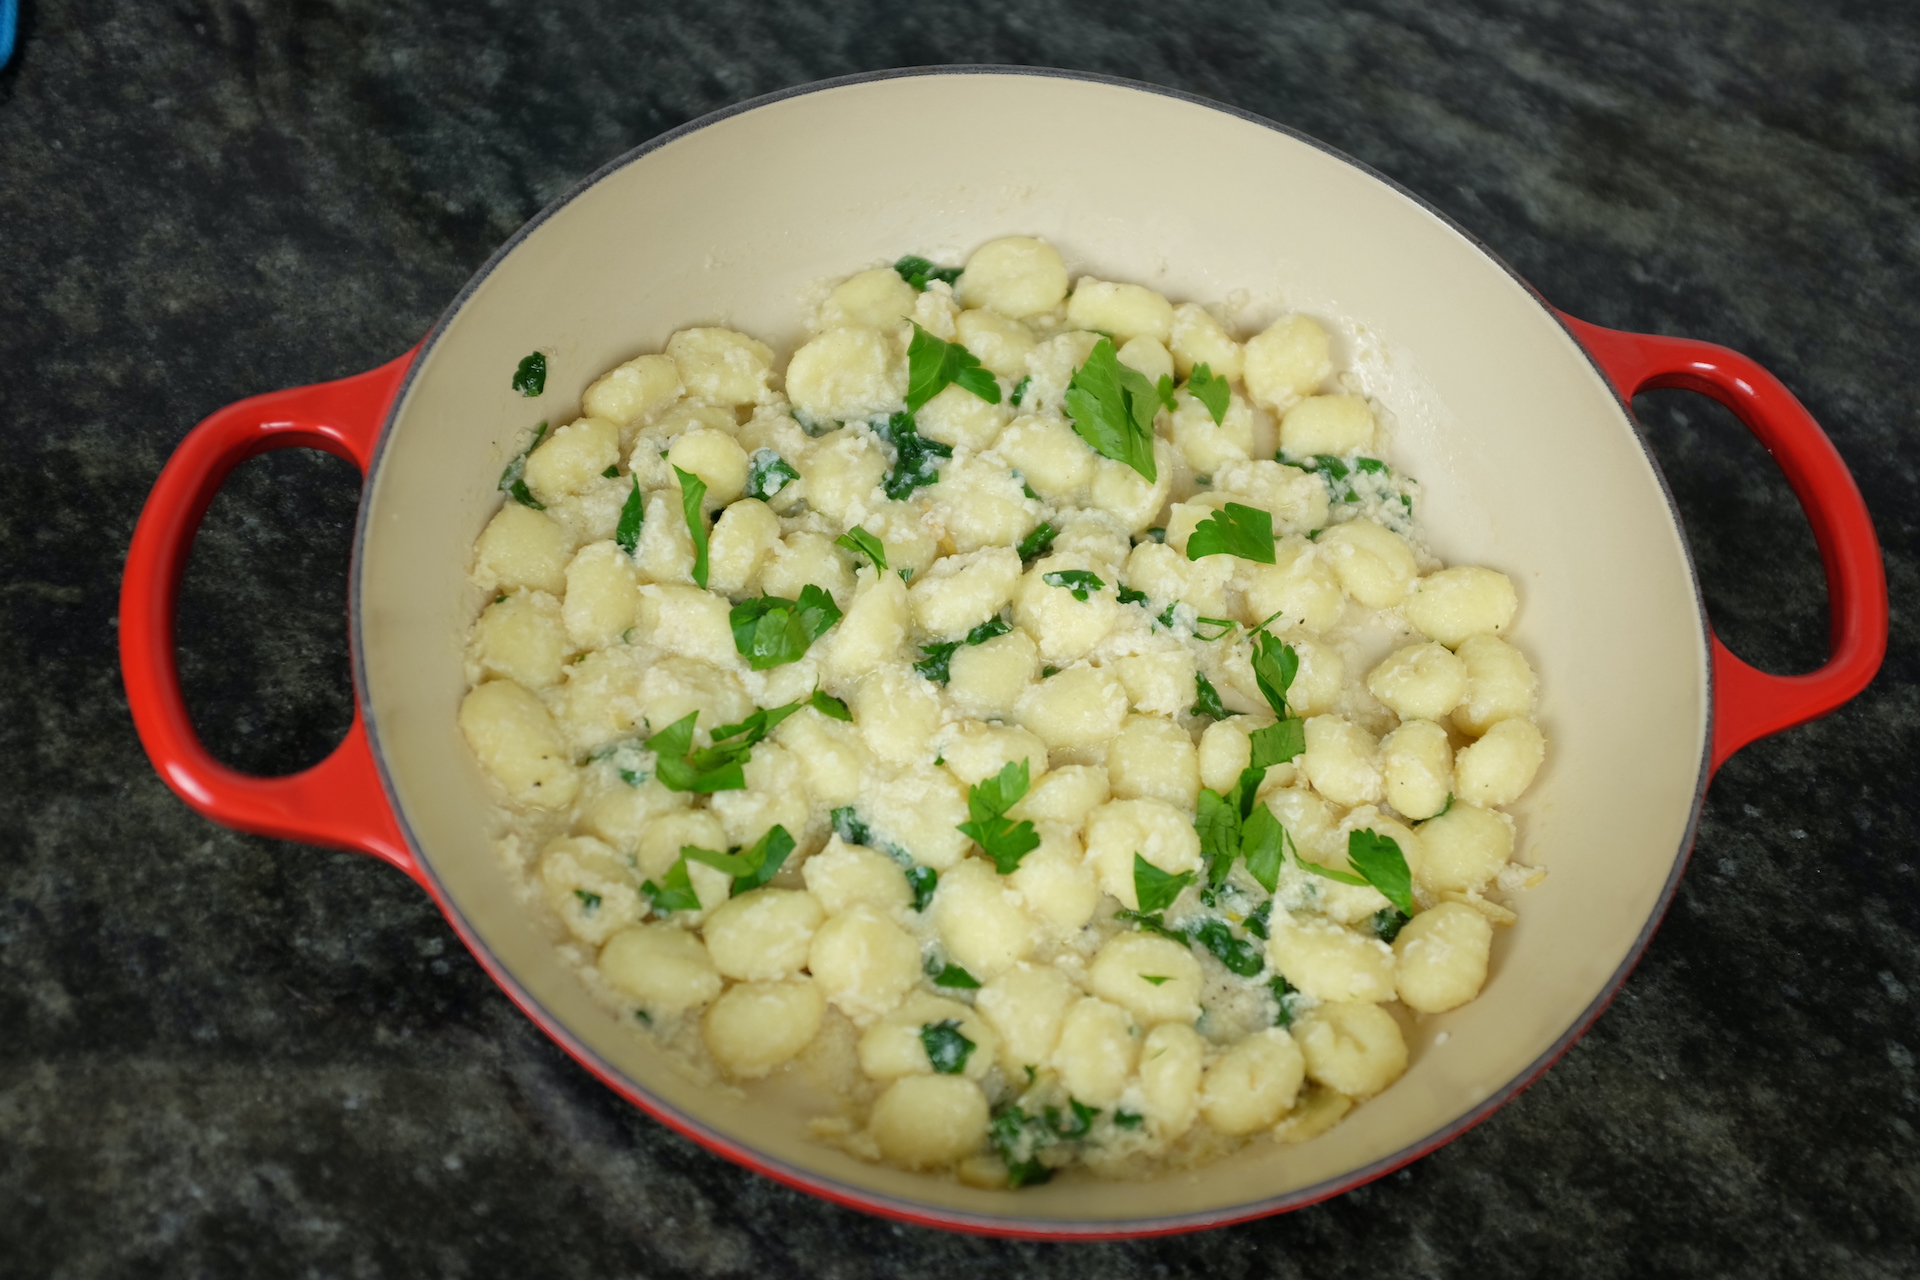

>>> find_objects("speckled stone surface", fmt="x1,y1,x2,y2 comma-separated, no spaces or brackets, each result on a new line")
1,0,1916,1274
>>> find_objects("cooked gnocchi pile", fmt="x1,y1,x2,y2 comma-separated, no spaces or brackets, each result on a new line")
459,236,1546,1187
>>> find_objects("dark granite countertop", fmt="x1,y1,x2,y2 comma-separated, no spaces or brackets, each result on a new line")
2,1,1915,1274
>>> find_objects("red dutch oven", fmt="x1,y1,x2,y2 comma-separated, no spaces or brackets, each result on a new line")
119,69,1886,1237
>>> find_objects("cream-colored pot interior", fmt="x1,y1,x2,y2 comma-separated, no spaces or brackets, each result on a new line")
355,70,1709,1230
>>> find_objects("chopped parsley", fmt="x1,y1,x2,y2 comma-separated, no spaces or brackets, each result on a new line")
672,466,710,588
1116,584,1149,606
1140,974,1172,987
1133,853,1194,914
1193,616,1237,641
602,465,620,478
1189,917,1265,977
615,477,645,556
872,411,952,499
647,712,753,793
1194,719,1307,891
1115,908,1188,941
835,525,888,572
920,1020,976,1075
1041,665,1060,678
1371,907,1411,943
1269,973,1303,1027
572,889,602,913
957,760,1041,874
1114,1109,1144,1130
728,585,844,670
907,322,1000,411
894,254,962,291
913,615,1011,684
511,351,546,397
1185,502,1276,564
989,1105,1054,1188
809,689,852,721
832,806,938,911
1250,629,1301,719
1245,899,1274,940
1041,569,1104,602
1064,337,1160,482
642,857,702,915
746,448,799,501
1046,1099,1098,1141
1011,376,1032,407
729,824,798,896
496,421,548,509
1293,829,1416,914
926,957,982,989
1016,521,1058,561
1185,362,1230,425
1190,672,1229,720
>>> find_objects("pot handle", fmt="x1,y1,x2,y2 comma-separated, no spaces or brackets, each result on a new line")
1556,312,1887,773
119,350,422,880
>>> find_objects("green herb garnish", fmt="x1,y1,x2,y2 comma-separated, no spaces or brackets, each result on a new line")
1189,917,1265,977
1250,630,1301,719
1011,376,1032,407
642,857,702,915
1114,1110,1144,1130
646,712,751,793
1371,907,1411,943
913,615,1011,684
497,421,548,510
573,889,602,913
1269,973,1302,1027
907,322,1001,411
989,1105,1054,1189
1245,899,1274,940
1133,853,1195,915
957,760,1041,874
920,1020,976,1075
1140,974,1171,987
512,351,546,397
1186,502,1276,564
728,585,843,670
1193,616,1237,641
1185,362,1230,425
1064,337,1160,482
730,825,799,896
894,254,962,291
835,526,888,572
1191,672,1229,720
1017,521,1058,561
1046,1099,1098,1140
809,689,851,721
1345,829,1417,915
833,806,939,910
746,448,799,501
602,465,620,478
926,957,983,989
672,466,710,588
1041,569,1104,602
872,410,952,499
615,477,645,556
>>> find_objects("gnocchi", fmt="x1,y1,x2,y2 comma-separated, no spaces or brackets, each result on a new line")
459,239,1547,1190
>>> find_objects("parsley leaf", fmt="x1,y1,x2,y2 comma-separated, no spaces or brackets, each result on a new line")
835,526,888,571
1133,853,1194,914
1345,829,1416,915
1047,1099,1099,1140
1017,521,1058,561
728,585,843,670
1116,584,1148,606
710,699,807,747
914,615,1011,683
730,824,798,896
894,255,962,291
681,844,756,878
1114,1109,1144,1130
1291,824,1371,889
615,477,645,556
926,957,982,989
989,1105,1055,1188
1194,788,1243,887
1193,616,1237,641
1115,908,1189,941
573,888,602,913
809,689,851,721
1269,973,1303,1027
1249,630,1301,718
1011,376,1032,407
602,465,620,478
832,806,939,910
672,466,710,588
1248,719,1305,771
958,760,1041,873
1186,502,1276,564
1245,899,1274,940
1191,672,1229,720
1155,373,1178,413
1041,569,1104,602
905,866,939,912
1185,362,1230,425
512,351,546,397
1140,974,1172,987
1371,907,1411,943
872,411,952,499
1190,917,1265,977
1064,338,1160,482
497,421,548,509
1241,804,1288,892
642,857,701,914
647,712,751,793
920,1019,976,1075
907,323,1001,411
746,448,799,501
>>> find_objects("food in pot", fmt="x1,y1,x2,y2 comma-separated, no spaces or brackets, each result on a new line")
457,236,1547,1186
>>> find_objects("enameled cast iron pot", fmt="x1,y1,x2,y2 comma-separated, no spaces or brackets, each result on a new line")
119,69,1887,1237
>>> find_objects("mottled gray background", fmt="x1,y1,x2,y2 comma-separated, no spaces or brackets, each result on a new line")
1,0,1916,1275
